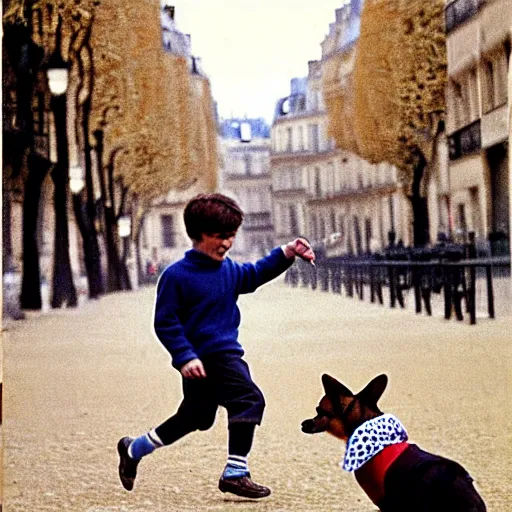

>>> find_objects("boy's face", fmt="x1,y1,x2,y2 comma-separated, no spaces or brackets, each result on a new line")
194,230,237,261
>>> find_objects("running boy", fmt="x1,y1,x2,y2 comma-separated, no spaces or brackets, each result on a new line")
117,193,315,499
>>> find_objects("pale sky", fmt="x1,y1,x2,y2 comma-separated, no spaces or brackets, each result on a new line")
164,1,349,124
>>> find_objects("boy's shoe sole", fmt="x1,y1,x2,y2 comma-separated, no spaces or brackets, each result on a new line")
117,436,139,491
218,476,271,499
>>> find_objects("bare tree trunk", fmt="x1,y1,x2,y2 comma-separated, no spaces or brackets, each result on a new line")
135,214,145,286
94,129,124,292
409,148,430,247
77,36,103,299
20,154,51,309
73,94,103,299
4,20,47,310
120,236,132,291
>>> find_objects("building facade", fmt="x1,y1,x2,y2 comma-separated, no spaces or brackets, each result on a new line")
445,0,511,253
270,0,410,258
271,74,323,247
219,118,274,259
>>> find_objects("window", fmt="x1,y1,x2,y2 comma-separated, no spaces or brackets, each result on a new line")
286,127,293,152
320,217,326,239
483,60,495,112
291,167,302,190
309,124,319,152
327,162,335,195
457,203,467,240
311,214,318,241
240,122,252,142
161,215,175,248
468,68,479,122
289,205,299,236
315,167,322,197
298,126,304,151
244,153,252,175
338,215,345,239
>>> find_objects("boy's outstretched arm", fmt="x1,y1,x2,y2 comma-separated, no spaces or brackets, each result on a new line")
236,238,316,294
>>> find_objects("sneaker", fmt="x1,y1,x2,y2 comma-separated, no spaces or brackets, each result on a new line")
218,475,271,499
117,436,139,491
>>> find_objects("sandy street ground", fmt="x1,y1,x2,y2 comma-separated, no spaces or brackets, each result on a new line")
2,281,511,511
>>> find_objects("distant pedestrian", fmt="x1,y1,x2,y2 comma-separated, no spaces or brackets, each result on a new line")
117,193,315,499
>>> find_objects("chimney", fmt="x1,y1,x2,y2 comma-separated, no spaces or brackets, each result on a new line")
164,5,175,20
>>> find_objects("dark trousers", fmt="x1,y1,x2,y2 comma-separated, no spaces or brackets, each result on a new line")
155,352,265,446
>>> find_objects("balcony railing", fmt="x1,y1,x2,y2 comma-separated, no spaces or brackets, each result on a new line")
224,172,271,181
243,212,273,231
448,119,481,160
306,182,397,200
445,0,485,33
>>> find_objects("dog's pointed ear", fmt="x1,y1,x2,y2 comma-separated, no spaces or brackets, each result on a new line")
322,374,353,400
359,374,388,404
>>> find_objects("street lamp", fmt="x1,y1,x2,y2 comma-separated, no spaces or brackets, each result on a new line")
69,165,85,194
118,215,132,289
46,50,69,96
118,215,131,238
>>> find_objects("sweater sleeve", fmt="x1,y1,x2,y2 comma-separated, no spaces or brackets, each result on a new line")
153,269,198,369
236,247,295,294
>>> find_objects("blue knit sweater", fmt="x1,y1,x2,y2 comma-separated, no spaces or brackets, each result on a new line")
154,247,294,369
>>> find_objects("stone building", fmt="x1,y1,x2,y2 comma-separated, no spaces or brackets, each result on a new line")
271,74,324,247
445,0,511,253
218,118,274,259
321,0,412,254
271,0,410,257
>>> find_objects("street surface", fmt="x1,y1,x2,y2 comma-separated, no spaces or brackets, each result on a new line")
2,280,511,511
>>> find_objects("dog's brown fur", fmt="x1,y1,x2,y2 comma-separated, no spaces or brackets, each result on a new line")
302,374,486,512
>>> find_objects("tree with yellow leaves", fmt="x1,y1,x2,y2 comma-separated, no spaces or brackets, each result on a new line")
89,0,217,290
327,0,447,246
4,0,219,300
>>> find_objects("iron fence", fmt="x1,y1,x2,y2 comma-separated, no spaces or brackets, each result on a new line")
285,255,511,324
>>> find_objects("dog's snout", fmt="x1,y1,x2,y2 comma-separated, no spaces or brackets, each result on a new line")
301,418,316,434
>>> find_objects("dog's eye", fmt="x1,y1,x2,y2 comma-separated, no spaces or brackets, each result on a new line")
316,406,334,418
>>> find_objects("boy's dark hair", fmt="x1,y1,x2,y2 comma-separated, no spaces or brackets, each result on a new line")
184,193,244,241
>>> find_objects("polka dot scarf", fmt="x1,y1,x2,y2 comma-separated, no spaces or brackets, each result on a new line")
341,414,408,472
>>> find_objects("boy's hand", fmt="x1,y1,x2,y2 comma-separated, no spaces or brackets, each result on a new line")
180,358,207,379
283,238,316,264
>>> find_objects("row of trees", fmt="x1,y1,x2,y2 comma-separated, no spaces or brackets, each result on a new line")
3,0,218,312
323,0,447,247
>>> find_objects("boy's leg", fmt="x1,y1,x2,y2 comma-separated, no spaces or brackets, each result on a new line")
209,354,271,499
222,422,255,478
118,377,217,491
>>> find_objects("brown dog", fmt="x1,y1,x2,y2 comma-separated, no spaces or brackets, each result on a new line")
301,374,486,512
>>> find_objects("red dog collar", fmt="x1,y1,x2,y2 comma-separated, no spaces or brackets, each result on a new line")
354,442,409,506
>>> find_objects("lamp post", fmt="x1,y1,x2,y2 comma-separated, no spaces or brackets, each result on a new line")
118,215,131,239
69,165,85,195
118,215,133,290
47,41,78,308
